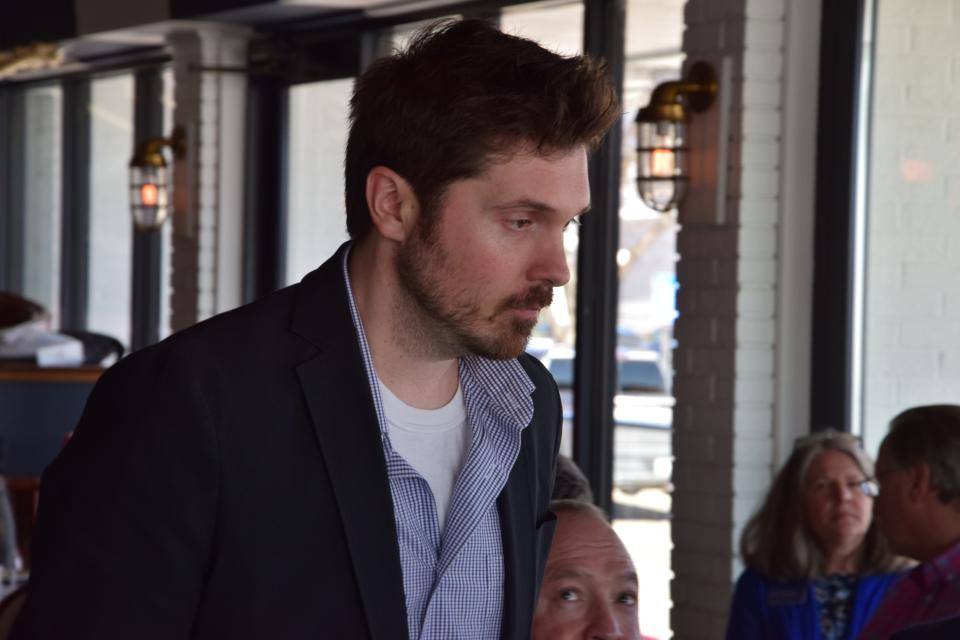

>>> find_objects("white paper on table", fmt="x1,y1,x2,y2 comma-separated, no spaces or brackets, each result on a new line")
0,329,85,366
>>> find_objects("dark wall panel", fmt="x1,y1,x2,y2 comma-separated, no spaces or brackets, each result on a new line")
2,2,76,48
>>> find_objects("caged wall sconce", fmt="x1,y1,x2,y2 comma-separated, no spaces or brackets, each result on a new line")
635,61,717,212
129,127,186,230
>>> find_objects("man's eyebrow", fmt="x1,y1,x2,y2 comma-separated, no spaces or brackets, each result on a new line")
544,567,589,581
493,198,555,213
492,199,591,217
544,567,638,585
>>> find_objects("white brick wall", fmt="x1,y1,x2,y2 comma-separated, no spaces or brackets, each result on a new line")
671,0,820,636
862,0,960,455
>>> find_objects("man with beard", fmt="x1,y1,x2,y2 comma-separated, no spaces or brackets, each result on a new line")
13,18,620,640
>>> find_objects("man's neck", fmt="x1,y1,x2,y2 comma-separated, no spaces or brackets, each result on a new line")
348,239,460,410
905,499,960,563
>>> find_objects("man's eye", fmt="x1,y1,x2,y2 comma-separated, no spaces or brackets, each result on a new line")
559,589,579,602
618,592,638,606
508,219,533,230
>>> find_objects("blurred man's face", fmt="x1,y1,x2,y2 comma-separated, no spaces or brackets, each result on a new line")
533,509,641,640
874,444,924,559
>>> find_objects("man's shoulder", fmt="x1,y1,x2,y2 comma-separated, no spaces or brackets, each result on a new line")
150,284,302,358
142,249,351,363
892,616,960,640
102,255,353,391
94,284,305,388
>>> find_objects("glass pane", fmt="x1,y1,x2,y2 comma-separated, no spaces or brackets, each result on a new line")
615,1,686,638
859,0,960,454
285,78,354,285
87,73,134,348
500,0,584,461
22,84,63,326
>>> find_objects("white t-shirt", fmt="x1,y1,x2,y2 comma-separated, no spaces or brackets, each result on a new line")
377,379,469,530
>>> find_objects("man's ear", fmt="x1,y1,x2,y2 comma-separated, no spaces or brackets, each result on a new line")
365,166,419,242
908,463,934,501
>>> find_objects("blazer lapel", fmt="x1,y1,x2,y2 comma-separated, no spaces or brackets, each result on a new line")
497,437,536,640
497,365,560,640
292,247,407,640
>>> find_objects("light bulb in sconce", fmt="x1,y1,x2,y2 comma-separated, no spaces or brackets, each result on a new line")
635,61,717,213
129,127,184,230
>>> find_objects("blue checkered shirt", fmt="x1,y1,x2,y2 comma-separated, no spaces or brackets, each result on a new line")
342,248,535,640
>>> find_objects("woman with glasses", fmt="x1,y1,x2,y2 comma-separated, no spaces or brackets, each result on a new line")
725,431,911,640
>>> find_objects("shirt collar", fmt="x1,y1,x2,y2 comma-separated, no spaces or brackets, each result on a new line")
915,539,960,588
460,355,534,430
340,244,535,433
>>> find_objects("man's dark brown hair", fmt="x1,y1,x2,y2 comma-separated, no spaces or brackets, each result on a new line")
344,18,621,240
884,404,960,504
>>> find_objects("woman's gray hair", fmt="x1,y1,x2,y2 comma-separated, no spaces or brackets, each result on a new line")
739,431,908,581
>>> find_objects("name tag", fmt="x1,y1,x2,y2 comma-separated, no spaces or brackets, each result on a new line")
767,586,808,607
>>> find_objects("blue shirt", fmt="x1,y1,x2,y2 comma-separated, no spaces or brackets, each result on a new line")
726,567,904,640
342,248,535,640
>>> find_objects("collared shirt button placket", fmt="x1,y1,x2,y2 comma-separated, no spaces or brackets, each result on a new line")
341,248,534,640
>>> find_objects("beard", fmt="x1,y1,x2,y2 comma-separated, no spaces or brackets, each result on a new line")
394,220,553,360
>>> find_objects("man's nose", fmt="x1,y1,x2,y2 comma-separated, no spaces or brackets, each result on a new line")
585,602,624,640
533,233,571,287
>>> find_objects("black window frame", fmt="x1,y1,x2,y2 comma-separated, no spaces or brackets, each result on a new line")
810,0,870,433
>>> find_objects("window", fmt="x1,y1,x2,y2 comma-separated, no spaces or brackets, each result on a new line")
87,73,134,347
284,79,353,285
613,2,686,638
857,0,960,453
3,67,173,353
21,84,63,326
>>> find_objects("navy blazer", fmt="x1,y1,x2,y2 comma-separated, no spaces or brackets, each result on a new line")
13,246,561,639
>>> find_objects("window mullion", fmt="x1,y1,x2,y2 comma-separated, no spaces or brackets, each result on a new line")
59,78,91,330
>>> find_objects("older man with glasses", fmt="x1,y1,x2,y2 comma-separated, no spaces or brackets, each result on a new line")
857,405,960,639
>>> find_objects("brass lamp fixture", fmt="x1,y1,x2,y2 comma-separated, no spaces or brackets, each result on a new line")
635,61,717,212
0,43,64,80
129,127,185,230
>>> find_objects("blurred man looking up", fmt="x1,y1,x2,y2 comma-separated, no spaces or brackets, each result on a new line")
533,500,642,640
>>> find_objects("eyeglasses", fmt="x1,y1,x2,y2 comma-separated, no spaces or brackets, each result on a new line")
859,478,880,497
860,467,902,497
807,477,879,498
794,430,863,449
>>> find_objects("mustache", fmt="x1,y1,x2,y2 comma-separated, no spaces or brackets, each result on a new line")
502,286,554,312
